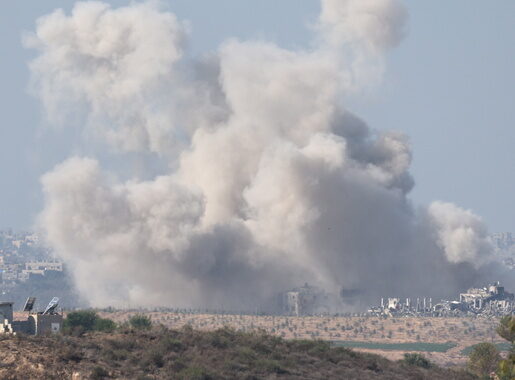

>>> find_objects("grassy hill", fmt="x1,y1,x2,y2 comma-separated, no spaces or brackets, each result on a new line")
0,326,477,379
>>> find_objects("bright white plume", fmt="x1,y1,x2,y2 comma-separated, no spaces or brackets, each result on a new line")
27,0,507,310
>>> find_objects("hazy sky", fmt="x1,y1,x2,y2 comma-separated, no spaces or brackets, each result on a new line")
1,1,514,232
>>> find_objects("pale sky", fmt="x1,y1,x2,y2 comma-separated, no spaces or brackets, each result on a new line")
1,1,514,232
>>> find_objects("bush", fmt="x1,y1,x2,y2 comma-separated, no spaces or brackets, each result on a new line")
497,358,515,380
497,315,515,344
403,353,431,368
160,337,183,352
129,314,152,330
95,318,117,333
140,349,165,368
64,310,98,332
255,358,288,374
496,316,515,380
64,310,117,334
467,342,500,378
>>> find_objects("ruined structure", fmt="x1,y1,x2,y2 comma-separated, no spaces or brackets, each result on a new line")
282,283,339,316
371,282,514,317
459,282,514,312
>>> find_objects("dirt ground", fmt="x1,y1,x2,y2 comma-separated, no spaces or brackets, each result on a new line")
92,311,504,367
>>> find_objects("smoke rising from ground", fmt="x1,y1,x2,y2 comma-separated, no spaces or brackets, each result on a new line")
26,0,508,310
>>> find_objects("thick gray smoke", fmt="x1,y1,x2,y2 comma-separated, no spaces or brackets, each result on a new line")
26,0,508,310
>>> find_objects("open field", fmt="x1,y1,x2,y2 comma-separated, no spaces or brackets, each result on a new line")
94,311,507,367
332,341,456,352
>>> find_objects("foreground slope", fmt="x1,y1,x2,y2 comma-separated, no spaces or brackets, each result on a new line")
0,327,476,379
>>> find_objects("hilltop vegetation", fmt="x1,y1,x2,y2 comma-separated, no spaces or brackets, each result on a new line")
0,323,476,380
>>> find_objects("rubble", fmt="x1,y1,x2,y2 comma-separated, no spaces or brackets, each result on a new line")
370,282,514,317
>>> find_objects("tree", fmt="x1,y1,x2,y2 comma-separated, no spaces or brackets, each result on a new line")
129,314,152,330
94,317,117,333
496,315,515,344
403,353,431,369
496,316,515,380
64,310,117,334
64,310,98,332
467,342,500,378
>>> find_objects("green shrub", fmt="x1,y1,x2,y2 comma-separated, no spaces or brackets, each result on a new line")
210,333,229,349
496,316,515,380
497,316,515,344
255,358,288,374
64,310,117,334
129,314,152,330
64,310,98,332
95,318,117,333
143,349,165,368
403,353,431,368
467,342,500,378
497,358,515,380
235,346,256,362
160,337,183,352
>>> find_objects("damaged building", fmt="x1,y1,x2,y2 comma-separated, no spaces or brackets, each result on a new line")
371,282,514,317
282,283,340,316
458,282,514,312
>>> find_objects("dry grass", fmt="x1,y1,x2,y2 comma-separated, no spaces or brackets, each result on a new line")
96,311,502,367
0,326,477,379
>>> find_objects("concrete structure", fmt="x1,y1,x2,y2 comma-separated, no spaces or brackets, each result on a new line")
282,283,337,316
25,261,63,272
387,298,400,311
0,302,15,334
0,299,62,335
371,281,514,317
459,282,514,309
28,314,63,335
0,302,13,323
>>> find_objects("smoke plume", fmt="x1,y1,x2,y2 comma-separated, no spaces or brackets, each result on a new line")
26,0,508,310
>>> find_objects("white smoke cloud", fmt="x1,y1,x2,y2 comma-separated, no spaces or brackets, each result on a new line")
427,201,492,266
28,0,506,310
318,0,407,53
24,1,226,155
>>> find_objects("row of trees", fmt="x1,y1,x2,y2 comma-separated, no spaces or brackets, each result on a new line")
468,315,514,379
63,310,152,335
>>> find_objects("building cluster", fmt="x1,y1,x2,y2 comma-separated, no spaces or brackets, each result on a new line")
490,232,515,270
0,230,63,291
370,282,514,317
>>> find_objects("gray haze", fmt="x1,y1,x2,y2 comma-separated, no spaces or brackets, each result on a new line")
24,0,513,310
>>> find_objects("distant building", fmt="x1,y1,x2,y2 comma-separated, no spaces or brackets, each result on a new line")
20,261,63,281
282,283,337,316
373,281,514,317
490,232,514,250
459,282,514,310
25,261,63,272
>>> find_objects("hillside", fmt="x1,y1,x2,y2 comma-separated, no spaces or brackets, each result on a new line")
97,311,504,367
0,326,476,380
